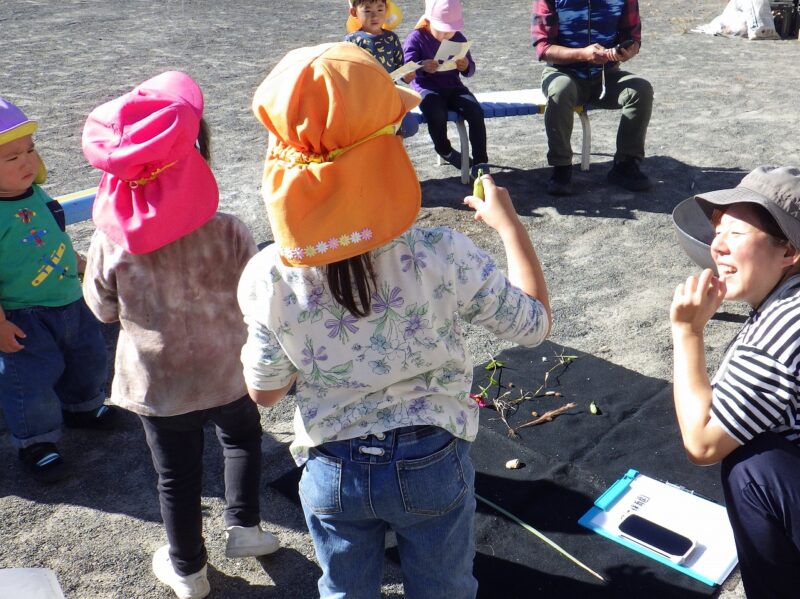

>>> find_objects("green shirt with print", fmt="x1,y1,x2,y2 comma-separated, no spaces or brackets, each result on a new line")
0,185,82,310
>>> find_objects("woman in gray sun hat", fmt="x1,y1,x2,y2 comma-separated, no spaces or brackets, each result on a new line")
670,165,800,597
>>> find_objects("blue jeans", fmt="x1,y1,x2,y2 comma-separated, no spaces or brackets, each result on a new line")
721,432,800,598
299,425,478,599
139,395,263,577
0,299,108,449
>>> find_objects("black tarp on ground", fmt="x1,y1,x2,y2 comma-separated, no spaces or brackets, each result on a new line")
469,342,724,598
270,341,727,598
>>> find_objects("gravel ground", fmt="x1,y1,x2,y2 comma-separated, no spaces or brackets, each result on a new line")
1,1,799,597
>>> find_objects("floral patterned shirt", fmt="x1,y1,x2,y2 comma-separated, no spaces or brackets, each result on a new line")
238,226,549,464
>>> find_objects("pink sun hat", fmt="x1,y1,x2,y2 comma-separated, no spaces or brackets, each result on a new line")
82,71,218,254
420,0,464,32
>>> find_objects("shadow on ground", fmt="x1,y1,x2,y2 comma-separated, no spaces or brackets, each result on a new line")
421,156,747,221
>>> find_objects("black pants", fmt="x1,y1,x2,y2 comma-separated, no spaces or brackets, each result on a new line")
419,89,488,164
139,395,262,576
721,432,800,598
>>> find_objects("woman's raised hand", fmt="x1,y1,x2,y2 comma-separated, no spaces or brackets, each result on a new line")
670,269,727,335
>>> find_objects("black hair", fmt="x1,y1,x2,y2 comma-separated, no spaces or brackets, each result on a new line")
711,204,788,245
324,253,377,318
197,118,211,162
351,0,387,7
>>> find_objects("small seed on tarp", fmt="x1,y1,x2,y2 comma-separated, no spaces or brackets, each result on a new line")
505,458,523,469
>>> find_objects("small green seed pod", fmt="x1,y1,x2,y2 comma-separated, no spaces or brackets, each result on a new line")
472,169,485,200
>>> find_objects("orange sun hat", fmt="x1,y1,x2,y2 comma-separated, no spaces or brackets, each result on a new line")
252,42,421,267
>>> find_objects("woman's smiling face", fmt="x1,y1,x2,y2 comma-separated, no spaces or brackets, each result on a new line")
710,203,796,307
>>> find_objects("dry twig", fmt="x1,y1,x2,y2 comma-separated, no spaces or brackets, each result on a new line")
514,402,577,431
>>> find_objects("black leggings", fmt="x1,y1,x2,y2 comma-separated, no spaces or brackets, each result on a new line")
420,89,488,164
139,395,263,576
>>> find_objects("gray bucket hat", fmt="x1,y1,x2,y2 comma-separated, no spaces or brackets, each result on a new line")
673,165,800,270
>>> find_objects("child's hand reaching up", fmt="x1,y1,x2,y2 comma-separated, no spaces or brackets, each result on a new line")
0,319,26,352
463,175,551,330
463,175,521,234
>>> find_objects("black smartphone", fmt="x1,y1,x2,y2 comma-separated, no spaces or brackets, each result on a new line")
615,39,636,51
618,514,696,564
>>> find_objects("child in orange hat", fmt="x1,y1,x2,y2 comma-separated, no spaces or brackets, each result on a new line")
242,42,551,597
81,71,279,599
0,97,111,484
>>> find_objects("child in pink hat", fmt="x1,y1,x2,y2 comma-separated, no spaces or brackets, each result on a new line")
403,0,489,179
0,97,111,484
81,72,279,599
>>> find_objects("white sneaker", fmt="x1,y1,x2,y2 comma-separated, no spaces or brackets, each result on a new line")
224,524,281,558
152,545,210,599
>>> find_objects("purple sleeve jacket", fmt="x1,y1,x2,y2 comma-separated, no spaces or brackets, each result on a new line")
403,27,476,94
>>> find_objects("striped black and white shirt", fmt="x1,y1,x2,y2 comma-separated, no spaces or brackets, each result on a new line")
711,275,800,448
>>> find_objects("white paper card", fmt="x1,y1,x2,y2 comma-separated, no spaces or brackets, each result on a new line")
389,61,422,81
434,40,472,72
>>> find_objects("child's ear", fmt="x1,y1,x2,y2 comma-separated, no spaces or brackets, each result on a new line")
349,7,358,19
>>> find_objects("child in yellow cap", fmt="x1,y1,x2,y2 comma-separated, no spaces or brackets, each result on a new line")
241,42,551,597
0,97,111,484
345,0,409,78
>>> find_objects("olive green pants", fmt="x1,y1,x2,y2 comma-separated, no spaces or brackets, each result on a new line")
541,65,653,166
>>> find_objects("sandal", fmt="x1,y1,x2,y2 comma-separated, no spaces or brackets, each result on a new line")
19,442,70,483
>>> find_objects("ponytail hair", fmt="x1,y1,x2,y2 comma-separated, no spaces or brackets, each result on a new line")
325,253,377,317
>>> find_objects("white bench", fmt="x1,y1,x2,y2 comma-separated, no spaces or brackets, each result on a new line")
407,88,592,184
57,90,592,219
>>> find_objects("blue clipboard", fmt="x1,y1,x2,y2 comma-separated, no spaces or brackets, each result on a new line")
578,469,737,587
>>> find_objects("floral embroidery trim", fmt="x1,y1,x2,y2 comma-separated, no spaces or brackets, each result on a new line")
281,228,373,261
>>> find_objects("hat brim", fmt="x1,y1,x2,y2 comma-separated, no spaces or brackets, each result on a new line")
695,185,800,249
265,132,421,267
422,15,464,32
672,197,717,272
396,85,422,115
0,121,37,146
